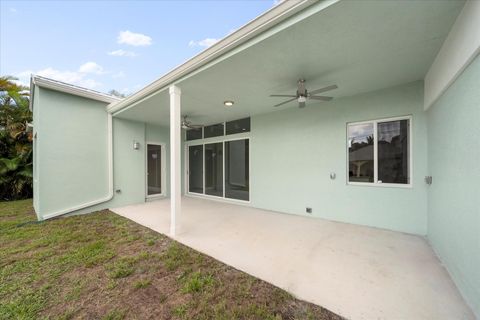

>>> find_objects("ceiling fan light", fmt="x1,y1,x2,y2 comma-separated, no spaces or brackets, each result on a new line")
298,96,307,103
224,100,234,107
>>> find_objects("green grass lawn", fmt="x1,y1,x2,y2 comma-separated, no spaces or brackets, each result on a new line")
0,200,342,320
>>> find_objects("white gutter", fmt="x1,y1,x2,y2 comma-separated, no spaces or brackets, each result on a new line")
41,114,114,220
29,76,35,112
107,0,322,115
31,75,122,105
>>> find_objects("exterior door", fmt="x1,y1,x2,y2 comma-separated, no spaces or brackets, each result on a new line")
147,144,163,197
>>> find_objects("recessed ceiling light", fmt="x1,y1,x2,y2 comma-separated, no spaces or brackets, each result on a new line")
224,100,234,107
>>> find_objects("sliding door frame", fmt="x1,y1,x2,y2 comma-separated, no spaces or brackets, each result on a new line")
185,134,251,204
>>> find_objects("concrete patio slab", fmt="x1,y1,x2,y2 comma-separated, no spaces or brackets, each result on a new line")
111,197,474,320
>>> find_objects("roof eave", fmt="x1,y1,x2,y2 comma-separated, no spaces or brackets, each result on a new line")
31,75,122,104
107,0,323,114
29,76,34,112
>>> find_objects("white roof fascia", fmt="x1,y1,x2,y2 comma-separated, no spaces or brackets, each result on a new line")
31,75,122,104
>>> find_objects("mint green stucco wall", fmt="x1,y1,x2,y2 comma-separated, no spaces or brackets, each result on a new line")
427,54,480,317
111,118,146,207
66,117,148,214
34,88,110,217
35,82,428,236
33,88,169,219
67,119,169,213
250,81,428,235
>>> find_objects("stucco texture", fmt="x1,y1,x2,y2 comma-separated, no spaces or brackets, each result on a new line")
427,54,480,317
250,81,428,235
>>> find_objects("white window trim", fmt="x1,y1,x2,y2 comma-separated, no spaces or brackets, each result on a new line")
185,134,251,204
145,142,167,199
346,115,413,189
185,118,251,142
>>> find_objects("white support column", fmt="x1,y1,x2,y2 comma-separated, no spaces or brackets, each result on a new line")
169,85,181,236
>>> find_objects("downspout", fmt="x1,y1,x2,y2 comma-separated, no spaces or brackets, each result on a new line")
41,113,114,220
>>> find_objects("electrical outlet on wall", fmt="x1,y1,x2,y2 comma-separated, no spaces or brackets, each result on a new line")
306,207,312,214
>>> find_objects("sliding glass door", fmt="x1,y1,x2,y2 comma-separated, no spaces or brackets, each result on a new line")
225,139,249,201
187,139,249,201
188,145,203,194
205,143,223,197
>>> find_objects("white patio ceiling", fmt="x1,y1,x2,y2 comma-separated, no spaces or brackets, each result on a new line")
114,0,465,127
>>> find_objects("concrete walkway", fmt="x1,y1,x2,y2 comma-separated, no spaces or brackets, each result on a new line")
111,197,474,320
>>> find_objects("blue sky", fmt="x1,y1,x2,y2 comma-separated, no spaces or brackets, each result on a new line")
0,0,276,95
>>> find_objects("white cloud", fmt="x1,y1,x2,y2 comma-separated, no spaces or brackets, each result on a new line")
78,78,102,89
17,65,102,89
112,71,126,79
120,84,142,95
78,61,104,74
10,77,28,87
188,38,219,48
108,49,137,57
15,62,105,89
117,30,152,46
9,7,17,13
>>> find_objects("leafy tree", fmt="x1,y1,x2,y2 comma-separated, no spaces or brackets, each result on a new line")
108,89,126,98
0,76,33,200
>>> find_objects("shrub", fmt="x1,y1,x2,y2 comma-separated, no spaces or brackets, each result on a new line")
0,76,33,201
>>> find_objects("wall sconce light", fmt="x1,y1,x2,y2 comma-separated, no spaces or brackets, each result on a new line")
133,141,140,150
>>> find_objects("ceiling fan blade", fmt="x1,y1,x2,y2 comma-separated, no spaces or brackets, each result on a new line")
309,95,333,101
299,101,306,108
270,94,297,98
308,84,338,96
273,97,297,107
182,115,204,129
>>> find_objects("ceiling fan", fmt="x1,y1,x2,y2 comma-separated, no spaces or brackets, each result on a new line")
270,79,338,108
181,115,203,130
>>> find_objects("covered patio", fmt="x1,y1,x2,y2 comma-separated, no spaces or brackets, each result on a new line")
109,0,467,237
103,1,477,318
111,197,473,320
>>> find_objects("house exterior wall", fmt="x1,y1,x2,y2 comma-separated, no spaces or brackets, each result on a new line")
34,87,110,218
250,81,428,235
426,54,480,317
35,81,428,235
58,119,169,214
33,88,170,219
110,118,145,207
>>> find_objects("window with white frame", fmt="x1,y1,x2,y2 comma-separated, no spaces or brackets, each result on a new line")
347,116,411,186
186,117,250,201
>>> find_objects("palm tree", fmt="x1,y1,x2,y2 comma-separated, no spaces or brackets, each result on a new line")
0,76,33,200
